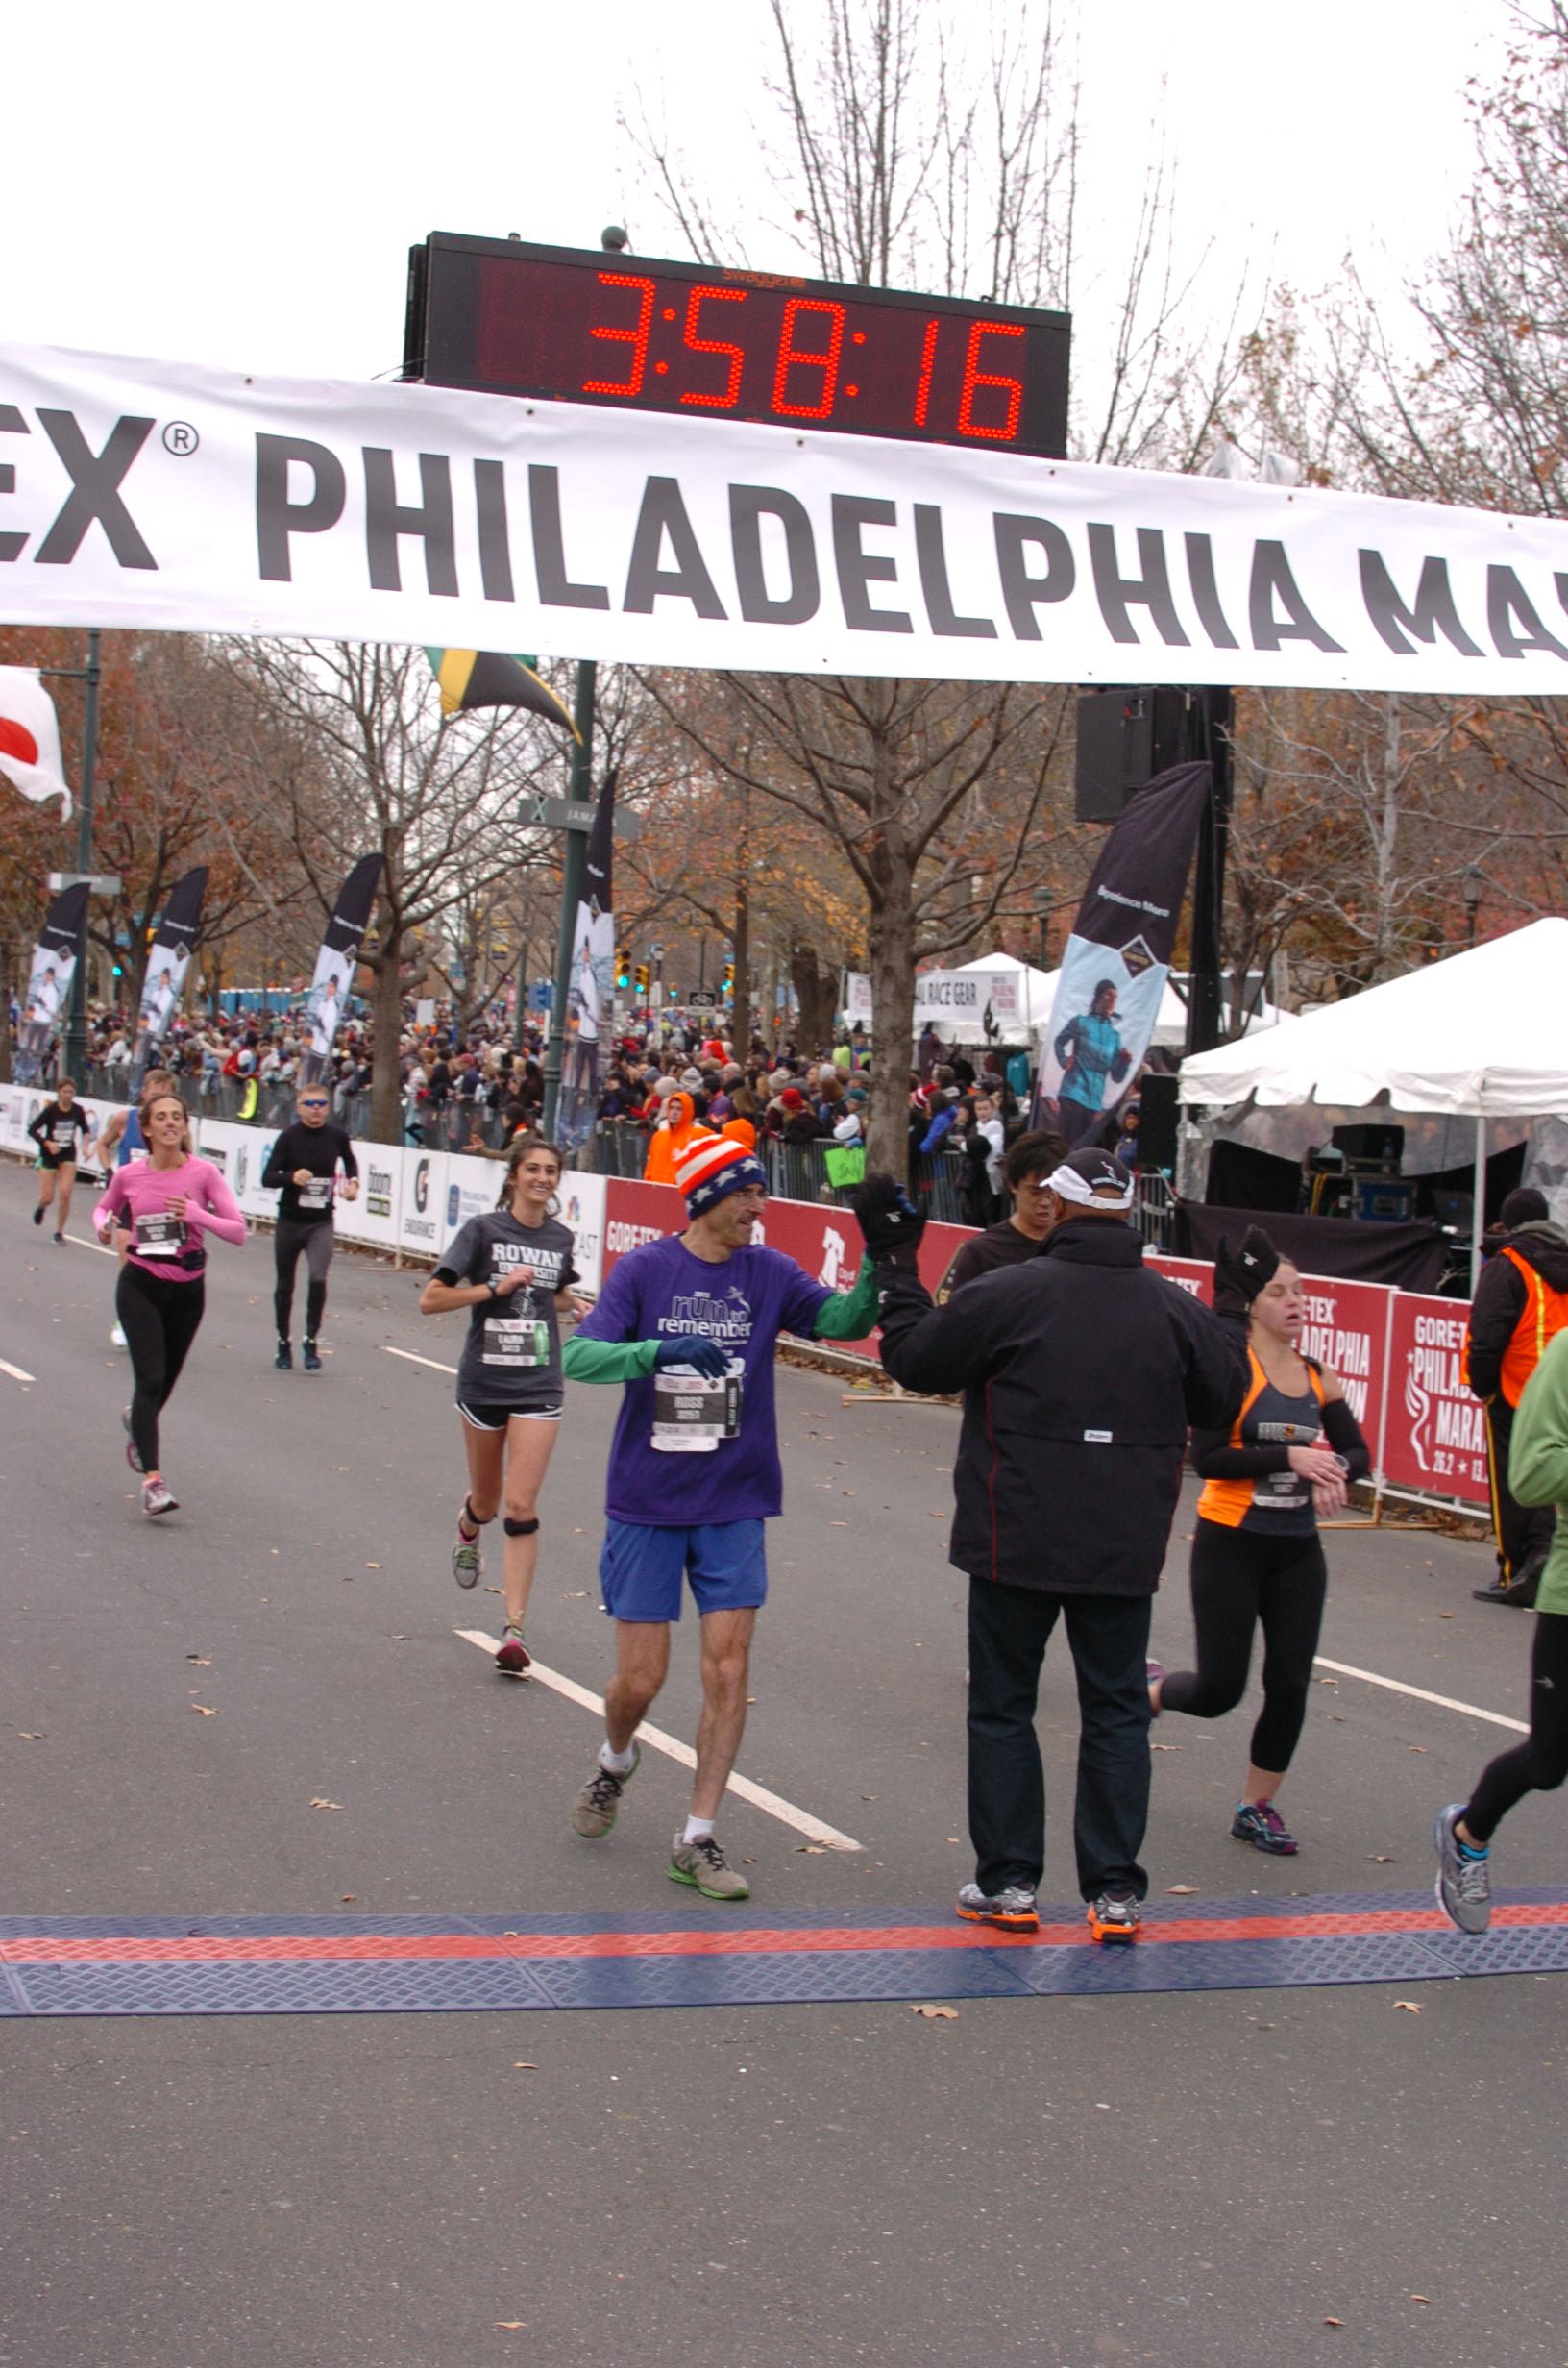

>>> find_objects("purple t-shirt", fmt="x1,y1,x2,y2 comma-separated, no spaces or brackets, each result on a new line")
576,1235,830,1526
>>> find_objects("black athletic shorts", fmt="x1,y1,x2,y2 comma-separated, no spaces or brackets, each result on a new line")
456,1398,563,1431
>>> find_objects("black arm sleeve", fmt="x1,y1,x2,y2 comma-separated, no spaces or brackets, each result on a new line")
1464,1258,1523,1403
1322,1394,1371,1481
260,1128,295,1191
1189,1428,1293,1480
26,1106,49,1147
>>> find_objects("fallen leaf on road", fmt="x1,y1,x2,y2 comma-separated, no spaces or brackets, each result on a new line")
830,1520,848,1527
794,1843,826,1854
494,2322,527,2331
309,1798,343,1812
17,1733,42,1742
1409,1745,1427,1754
1324,2317,1344,2328
1151,1741,1181,1752
185,1655,210,1665
512,2061,538,2071
861,1794,878,1802
1411,2295,1429,2304
1440,1612,1455,1619
910,2005,958,2020
189,1704,217,1717
1368,1855,1396,1864
1394,2000,1423,2013
365,1562,380,1570
1165,1885,1198,1896
340,1895,357,1903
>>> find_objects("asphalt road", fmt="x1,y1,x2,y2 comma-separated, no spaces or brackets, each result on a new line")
2,1156,1565,2368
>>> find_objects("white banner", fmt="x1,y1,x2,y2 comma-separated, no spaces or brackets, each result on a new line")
399,1147,446,1258
914,968,1021,1026
7,343,1568,693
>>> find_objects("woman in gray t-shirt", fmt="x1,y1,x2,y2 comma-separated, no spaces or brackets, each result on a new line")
421,1135,581,1675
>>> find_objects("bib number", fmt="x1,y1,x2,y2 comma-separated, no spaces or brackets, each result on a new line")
650,1364,744,1453
483,1315,549,1368
298,1176,332,1210
135,1210,184,1259
52,1125,77,1152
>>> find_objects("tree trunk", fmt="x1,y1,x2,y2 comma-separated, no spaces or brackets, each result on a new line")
0,936,12,1083
369,913,404,1144
866,853,916,1183
731,875,751,1056
789,942,836,1049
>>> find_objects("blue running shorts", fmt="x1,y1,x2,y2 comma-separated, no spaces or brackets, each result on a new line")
599,1518,768,1623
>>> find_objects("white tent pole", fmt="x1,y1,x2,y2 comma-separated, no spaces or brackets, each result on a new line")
1471,1112,1486,1298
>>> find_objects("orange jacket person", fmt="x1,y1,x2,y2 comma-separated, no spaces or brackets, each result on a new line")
1465,1187,1568,1607
644,1092,711,1187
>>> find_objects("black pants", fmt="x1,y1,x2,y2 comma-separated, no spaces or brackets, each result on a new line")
1464,1612,1568,1843
1485,1399,1556,1582
1159,1520,1328,1776
116,1262,206,1473
274,1218,333,1343
967,1576,1152,1901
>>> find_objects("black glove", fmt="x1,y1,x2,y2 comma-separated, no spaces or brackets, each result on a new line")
1213,1225,1279,1310
851,1172,927,1266
653,1335,729,1379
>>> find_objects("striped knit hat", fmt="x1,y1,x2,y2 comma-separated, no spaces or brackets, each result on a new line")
675,1133,767,1215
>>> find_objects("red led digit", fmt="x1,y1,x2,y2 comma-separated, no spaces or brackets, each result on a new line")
583,273,656,397
913,318,940,427
956,320,1025,441
680,284,747,409
771,298,846,419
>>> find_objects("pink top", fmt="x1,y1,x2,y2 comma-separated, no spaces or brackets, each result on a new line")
95,1155,246,1281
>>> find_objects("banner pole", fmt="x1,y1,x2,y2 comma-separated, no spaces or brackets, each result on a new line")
542,659,597,1141
61,629,100,1089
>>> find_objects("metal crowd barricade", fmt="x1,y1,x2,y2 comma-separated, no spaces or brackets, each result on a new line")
1134,1171,1177,1249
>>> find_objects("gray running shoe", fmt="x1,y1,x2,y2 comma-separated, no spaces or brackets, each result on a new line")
669,1832,750,1901
1434,1803,1491,1935
573,1745,641,1838
956,1882,1040,1931
141,1477,178,1518
452,1529,481,1590
1087,1891,1141,1944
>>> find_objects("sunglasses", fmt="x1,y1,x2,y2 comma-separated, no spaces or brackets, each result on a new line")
299,1098,329,1108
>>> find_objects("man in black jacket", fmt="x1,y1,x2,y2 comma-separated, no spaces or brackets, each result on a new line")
260,1084,359,1372
1464,1187,1568,1607
855,1149,1258,1942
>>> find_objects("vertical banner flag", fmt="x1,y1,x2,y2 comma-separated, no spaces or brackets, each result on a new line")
556,767,618,1155
1035,760,1211,1147
131,867,208,1089
16,878,90,1082
0,668,72,816
301,853,383,1082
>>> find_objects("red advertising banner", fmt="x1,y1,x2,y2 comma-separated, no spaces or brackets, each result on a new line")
1147,1253,1214,1304
1381,1293,1491,1508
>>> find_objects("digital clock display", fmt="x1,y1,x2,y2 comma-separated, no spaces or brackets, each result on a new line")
405,235,1069,460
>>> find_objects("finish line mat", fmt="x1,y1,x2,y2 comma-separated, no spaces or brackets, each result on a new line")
4,1890,1568,2016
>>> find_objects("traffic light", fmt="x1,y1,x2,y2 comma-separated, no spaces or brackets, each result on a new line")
616,943,631,989
634,962,650,995
721,962,735,998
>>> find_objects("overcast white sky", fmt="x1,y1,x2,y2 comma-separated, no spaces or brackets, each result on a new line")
5,0,1512,388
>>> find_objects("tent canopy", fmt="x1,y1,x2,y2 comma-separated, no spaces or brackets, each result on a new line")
1178,918,1568,1119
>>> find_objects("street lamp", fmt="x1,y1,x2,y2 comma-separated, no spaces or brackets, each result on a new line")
1031,887,1054,970
1461,865,1484,949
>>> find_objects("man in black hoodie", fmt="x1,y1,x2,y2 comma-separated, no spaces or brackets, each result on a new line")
1464,1187,1568,1607
855,1150,1258,1943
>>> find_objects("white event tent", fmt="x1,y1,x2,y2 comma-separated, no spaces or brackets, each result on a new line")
1177,918,1568,1288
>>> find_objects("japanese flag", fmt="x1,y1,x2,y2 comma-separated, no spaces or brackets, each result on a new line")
0,667,70,818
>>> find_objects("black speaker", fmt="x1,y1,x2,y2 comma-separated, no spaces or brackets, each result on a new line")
1074,688,1190,822
1138,1073,1179,1173
1331,1122,1405,1169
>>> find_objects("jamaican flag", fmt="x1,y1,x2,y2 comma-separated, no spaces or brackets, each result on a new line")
425,648,578,739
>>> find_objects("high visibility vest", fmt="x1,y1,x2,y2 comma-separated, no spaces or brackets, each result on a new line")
1497,1244,1568,1406
1196,1347,1326,1530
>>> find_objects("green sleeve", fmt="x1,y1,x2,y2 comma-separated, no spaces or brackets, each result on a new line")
812,1256,882,1342
561,1334,662,1384
1509,1332,1568,1508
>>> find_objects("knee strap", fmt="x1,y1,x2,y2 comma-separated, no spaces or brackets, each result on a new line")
463,1495,496,1530
503,1516,540,1538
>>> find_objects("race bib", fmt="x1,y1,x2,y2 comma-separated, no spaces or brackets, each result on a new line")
650,1364,744,1453
134,1209,184,1259
482,1316,549,1368
1252,1469,1311,1512
297,1176,332,1210
52,1123,78,1151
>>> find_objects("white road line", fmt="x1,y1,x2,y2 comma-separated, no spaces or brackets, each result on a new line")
0,1356,36,1384
61,1231,115,1258
453,1628,863,1850
381,1344,458,1376
1314,1655,1529,1735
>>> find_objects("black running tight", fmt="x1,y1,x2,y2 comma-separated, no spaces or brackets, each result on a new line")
1159,1519,1328,1776
116,1262,206,1474
1464,1613,1568,1844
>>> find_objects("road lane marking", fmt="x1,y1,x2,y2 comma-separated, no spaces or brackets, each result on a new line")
61,1231,115,1258
453,1628,863,1850
382,1344,458,1376
0,1356,36,1383
1314,1656,1529,1735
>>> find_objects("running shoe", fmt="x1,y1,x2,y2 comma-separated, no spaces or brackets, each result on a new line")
956,1882,1040,1931
302,1340,322,1373
1433,1803,1492,1935
141,1477,179,1518
110,1323,127,1349
52,1229,63,1245
1086,1891,1141,1944
274,1340,292,1371
1232,1800,1298,1856
495,1626,531,1677
573,1745,641,1838
452,1527,482,1590
669,1833,751,1901
122,1408,142,1474
32,1205,43,1226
